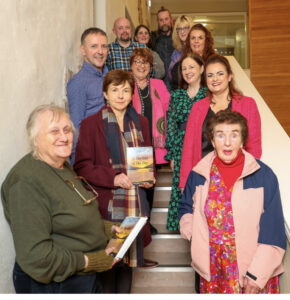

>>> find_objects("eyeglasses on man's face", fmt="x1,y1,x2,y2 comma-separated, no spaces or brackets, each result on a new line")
65,176,98,206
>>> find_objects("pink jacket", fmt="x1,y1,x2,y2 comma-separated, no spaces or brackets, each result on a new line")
132,78,170,164
179,95,262,188
179,150,285,289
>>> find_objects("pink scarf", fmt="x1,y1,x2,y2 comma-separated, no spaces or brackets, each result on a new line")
132,79,166,149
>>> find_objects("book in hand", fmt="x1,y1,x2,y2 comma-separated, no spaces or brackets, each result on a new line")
107,216,148,260
126,146,154,185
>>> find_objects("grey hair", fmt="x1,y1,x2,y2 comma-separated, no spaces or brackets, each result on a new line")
26,104,75,158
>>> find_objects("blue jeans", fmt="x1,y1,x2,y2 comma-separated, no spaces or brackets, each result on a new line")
13,262,103,293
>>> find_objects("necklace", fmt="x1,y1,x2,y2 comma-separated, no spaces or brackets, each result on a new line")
135,76,151,115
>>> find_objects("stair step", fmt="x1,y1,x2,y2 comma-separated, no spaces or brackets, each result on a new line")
132,267,195,293
153,187,171,208
150,208,179,234
155,171,172,187
144,234,191,266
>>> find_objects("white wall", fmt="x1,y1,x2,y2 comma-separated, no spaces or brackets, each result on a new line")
0,0,93,293
227,56,290,240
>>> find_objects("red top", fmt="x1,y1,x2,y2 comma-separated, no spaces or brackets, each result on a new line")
213,149,245,189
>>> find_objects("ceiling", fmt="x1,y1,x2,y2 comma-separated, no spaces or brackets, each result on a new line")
150,0,248,38
150,0,248,14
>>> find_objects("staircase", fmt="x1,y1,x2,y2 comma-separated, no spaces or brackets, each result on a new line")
131,167,195,293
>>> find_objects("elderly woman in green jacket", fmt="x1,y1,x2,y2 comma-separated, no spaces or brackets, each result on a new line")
1,104,120,293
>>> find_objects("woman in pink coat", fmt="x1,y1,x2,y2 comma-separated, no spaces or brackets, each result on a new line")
130,48,170,234
179,110,285,293
180,54,261,189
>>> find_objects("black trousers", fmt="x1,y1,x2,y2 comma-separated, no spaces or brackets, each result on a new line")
145,187,154,214
13,262,103,293
100,261,132,293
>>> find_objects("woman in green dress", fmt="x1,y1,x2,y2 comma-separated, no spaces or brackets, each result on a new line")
165,53,207,231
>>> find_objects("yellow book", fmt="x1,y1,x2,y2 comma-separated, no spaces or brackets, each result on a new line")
126,146,154,185
107,216,148,259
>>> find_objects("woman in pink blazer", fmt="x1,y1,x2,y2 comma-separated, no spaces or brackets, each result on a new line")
131,48,170,165
130,48,170,234
180,54,262,189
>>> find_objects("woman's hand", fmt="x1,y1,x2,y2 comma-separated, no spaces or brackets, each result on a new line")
104,246,122,267
111,225,122,235
170,160,174,171
139,177,156,189
243,276,260,294
139,182,153,189
114,173,133,189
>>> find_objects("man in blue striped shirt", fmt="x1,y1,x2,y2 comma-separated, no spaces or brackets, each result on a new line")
67,27,109,164
106,18,146,71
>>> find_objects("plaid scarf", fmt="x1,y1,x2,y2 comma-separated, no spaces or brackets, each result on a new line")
102,104,149,266
102,104,147,222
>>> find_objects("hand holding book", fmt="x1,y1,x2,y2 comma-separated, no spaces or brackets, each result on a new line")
107,216,148,260
126,147,154,185
114,173,133,189
138,178,156,189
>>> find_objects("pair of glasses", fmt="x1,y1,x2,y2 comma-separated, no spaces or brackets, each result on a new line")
134,59,150,67
65,176,98,205
176,26,190,33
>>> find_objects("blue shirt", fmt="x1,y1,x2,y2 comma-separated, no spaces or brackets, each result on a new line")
67,61,108,164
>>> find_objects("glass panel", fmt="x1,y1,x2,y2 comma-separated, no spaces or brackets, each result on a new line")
174,13,249,69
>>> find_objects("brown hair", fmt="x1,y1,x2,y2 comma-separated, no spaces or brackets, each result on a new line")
204,54,242,102
157,6,171,19
103,70,135,94
134,25,153,49
81,27,107,44
206,110,248,144
178,53,205,89
130,48,153,67
183,24,215,61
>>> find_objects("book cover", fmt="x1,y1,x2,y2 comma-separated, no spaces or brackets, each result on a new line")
126,146,154,185
107,216,148,260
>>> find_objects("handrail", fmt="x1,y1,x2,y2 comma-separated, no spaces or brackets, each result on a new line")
227,56,290,241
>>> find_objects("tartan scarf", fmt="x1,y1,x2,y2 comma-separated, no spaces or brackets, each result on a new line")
102,104,148,222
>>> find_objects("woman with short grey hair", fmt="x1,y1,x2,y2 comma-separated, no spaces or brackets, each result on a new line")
1,104,120,293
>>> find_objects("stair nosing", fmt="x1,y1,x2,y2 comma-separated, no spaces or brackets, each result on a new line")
151,208,168,212
151,234,182,239
134,266,194,272
154,186,172,191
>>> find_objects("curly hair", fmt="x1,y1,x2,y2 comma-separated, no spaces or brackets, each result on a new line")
129,48,153,67
183,23,215,61
206,110,248,145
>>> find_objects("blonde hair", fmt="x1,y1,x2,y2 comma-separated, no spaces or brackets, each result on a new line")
26,104,74,158
172,15,194,51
